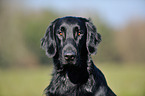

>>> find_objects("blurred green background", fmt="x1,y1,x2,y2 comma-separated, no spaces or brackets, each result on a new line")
0,0,145,96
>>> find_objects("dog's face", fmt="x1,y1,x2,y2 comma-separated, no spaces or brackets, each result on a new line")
54,17,88,65
41,17,101,67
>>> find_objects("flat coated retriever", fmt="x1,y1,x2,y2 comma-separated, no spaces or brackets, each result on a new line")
41,16,116,96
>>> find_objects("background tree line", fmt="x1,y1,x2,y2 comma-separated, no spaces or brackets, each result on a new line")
0,1,145,68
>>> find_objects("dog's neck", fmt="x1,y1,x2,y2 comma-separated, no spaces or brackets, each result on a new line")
65,65,89,84
53,47,92,84
53,54,90,84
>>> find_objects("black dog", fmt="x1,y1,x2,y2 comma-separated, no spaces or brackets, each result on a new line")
41,16,116,96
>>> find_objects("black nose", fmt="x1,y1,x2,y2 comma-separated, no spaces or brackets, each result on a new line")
64,52,76,61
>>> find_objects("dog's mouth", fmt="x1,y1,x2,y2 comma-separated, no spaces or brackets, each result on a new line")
62,58,77,66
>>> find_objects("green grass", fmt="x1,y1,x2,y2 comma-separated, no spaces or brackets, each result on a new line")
0,67,52,96
97,63,145,96
0,63,145,96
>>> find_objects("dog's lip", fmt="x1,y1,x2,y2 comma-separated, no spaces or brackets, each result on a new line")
62,61,76,66
63,62,75,65
62,58,76,64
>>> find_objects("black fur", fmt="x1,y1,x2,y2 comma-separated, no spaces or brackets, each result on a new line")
41,16,116,96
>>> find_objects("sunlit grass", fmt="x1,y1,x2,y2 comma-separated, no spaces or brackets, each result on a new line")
96,63,145,96
0,63,145,96
0,67,53,96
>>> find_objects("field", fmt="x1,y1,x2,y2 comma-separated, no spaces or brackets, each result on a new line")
0,63,145,96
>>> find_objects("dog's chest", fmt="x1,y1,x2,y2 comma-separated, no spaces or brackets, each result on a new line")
48,74,95,96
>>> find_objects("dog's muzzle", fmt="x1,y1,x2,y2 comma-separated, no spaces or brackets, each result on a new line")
62,43,77,64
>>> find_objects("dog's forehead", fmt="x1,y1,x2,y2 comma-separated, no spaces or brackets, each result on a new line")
60,22,80,28
61,17,81,24
55,17,84,28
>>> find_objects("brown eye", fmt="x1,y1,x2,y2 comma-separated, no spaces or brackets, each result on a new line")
74,27,81,36
59,32,63,36
78,32,81,36
59,27,65,36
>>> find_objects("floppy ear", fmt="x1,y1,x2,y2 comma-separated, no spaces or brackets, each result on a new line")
86,21,101,55
41,22,57,58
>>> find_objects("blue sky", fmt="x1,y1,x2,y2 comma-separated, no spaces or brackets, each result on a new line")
22,0,145,27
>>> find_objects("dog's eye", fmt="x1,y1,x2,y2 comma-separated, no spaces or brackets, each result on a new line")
74,27,81,36
78,32,81,36
59,32,63,36
59,27,65,36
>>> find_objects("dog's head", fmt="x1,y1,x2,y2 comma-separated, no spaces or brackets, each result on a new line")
41,16,101,66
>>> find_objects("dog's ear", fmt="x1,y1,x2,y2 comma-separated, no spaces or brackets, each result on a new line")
86,21,101,55
41,21,57,58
